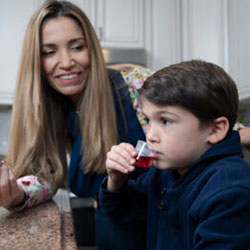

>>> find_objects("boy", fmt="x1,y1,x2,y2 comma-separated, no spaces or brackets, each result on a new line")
99,60,250,249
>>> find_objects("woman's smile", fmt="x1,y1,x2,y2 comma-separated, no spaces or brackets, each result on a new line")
56,72,82,85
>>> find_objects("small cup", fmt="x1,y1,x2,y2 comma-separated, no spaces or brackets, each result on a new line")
135,140,155,168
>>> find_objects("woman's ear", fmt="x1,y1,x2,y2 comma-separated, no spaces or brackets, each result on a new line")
207,117,230,144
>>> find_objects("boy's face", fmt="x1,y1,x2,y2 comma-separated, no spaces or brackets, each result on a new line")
142,99,212,175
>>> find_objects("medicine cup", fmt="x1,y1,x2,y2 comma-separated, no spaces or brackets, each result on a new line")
135,140,156,168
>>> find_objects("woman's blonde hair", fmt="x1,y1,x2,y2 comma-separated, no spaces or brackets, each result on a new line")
7,0,117,186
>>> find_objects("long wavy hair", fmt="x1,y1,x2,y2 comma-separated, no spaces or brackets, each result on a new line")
7,0,117,186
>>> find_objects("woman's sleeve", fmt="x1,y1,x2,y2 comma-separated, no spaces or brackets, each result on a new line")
120,65,153,133
12,175,57,211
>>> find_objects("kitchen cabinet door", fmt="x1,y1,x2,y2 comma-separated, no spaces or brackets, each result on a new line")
97,0,145,48
75,0,145,48
181,0,227,68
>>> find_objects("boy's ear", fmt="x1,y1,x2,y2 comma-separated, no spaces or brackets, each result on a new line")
207,117,229,144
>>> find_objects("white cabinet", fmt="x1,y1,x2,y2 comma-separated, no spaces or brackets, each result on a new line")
72,0,145,48
97,0,144,48
152,0,250,102
181,0,228,70
149,0,228,72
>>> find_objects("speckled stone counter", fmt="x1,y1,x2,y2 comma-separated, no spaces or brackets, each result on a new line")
0,189,77,250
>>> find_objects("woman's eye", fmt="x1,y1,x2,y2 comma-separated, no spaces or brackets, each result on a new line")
41,50,55,57
72,44,85,51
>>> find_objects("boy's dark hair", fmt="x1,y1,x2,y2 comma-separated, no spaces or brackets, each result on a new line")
139,60,238,130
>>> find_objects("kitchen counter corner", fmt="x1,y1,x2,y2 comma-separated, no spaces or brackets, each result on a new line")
0,189,77,250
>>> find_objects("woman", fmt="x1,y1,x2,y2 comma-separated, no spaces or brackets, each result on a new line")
0,1,150,249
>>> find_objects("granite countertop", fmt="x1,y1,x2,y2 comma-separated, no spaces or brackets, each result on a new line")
0,189,77,250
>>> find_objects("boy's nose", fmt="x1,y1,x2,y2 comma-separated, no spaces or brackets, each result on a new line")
146,124,159,143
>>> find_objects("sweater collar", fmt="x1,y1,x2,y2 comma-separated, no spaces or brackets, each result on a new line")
199,130,242,161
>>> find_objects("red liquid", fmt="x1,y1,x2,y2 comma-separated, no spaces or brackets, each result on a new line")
135,156,153,168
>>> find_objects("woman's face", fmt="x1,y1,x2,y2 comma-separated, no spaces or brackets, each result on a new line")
41,16,90,104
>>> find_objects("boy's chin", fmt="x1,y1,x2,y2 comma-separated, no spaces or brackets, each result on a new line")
154,162,180,172
154,162,170,171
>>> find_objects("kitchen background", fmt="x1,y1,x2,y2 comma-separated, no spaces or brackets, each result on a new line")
1,0,250,158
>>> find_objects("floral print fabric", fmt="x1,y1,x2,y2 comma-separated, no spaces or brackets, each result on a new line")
119,64,152,133
15,175,56,210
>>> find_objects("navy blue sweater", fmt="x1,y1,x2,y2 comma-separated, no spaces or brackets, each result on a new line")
100,131,250,250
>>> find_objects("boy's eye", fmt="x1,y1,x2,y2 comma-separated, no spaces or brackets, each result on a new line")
144,117,150,124
161,118,172,126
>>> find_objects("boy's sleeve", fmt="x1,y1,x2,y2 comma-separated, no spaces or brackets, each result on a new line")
99,176,129,221
99,173,148,222
193,186,250,249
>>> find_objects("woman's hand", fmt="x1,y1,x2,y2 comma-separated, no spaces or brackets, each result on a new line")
106,143,137,191
0,161,25,209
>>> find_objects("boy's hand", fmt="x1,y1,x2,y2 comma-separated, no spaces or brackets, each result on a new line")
106,143,137,191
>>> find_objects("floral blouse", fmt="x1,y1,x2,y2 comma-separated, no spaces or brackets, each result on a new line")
15,64,152,210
